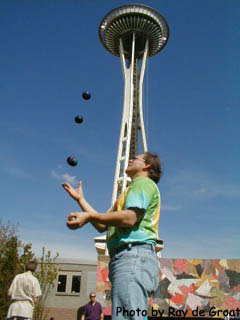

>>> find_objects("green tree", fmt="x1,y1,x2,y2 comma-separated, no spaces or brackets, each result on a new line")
0,219,20,319
0,219,35,320
0,236,19,318
33,247,59,320
0,220,59,320
19,243,35,272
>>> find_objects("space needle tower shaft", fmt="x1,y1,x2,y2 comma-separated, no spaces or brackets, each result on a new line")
99,5,169,205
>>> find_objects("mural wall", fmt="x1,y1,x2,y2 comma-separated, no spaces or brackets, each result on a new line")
96,256,240,318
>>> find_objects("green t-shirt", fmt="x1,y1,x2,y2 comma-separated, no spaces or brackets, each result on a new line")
107,177,161,253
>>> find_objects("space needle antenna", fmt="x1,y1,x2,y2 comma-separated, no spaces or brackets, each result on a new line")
99,4,169,205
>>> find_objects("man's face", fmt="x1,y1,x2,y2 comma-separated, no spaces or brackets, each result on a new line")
90,293,96,303
125,154,146,177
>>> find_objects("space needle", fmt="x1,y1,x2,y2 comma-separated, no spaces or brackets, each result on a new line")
95,4,169,255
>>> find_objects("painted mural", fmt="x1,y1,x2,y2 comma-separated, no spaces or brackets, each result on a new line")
96,256,240,318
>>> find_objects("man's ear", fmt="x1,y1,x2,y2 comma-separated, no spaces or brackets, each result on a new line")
143,163,151,171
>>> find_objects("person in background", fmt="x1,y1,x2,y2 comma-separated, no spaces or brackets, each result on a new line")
81,292,103,320
7,260,42,320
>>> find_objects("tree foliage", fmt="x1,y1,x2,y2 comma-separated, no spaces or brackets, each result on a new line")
0,219,59,320
0,220,20,319
33,247,59,320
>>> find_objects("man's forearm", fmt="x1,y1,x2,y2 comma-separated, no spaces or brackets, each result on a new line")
33,297,38,304
81,314,85,320
78,197,97,213
78,198,107,232
88,210,137,228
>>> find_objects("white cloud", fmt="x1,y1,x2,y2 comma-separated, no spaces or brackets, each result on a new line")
165,169,240,200
20,226,98,261
193,187,207,195
51,170,78,186
31,239,97,261
4,165,32,179
162,205,181,212
207,184,240,198
162,233,240,259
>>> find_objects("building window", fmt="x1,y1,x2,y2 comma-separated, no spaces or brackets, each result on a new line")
71,275,81,293
57,274,67,293
56,271,82,295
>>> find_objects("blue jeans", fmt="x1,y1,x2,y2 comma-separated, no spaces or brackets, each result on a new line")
109,244,159,320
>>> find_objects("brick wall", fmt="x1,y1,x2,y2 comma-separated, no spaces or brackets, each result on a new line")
45,307,80,320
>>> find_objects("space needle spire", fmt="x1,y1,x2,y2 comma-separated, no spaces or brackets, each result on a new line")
99,4,169,205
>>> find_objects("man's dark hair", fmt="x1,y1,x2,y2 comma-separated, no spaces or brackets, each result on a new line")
26,260,38,272
143,152,162,184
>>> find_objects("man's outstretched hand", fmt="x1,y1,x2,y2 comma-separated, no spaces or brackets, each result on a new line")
62,181,84,202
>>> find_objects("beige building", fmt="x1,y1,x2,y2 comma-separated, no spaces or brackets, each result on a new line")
43,259,97,320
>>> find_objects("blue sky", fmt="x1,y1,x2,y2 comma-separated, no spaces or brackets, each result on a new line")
0,0,239,261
